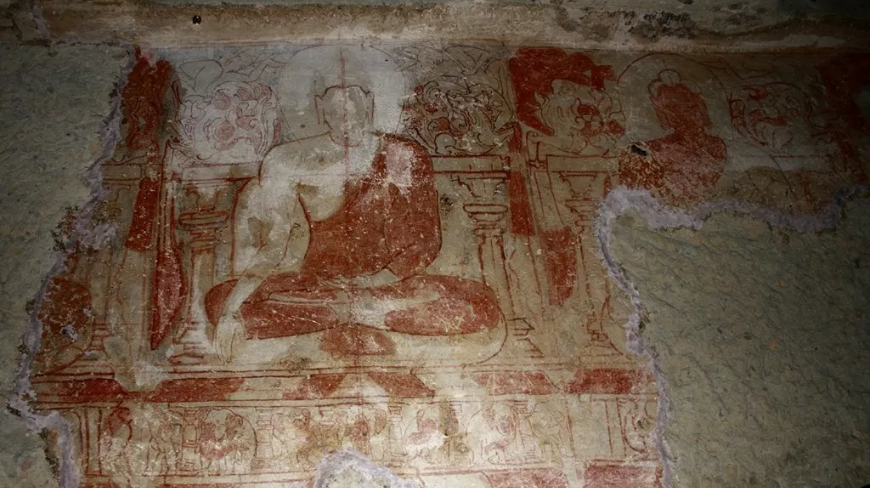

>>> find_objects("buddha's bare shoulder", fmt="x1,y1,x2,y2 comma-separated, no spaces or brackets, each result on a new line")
260,135,336,179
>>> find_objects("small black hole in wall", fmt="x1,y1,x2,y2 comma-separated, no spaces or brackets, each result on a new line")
630,144,649,157
192,15,202,25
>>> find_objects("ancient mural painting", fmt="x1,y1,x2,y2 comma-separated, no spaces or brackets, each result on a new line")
28,44,868,487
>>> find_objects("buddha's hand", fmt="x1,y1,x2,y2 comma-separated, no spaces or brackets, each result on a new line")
326,269,400,290
212,312,245,364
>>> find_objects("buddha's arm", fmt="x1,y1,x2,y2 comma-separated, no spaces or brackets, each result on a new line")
211,148,310,363
222,178,310,319
384,143,441,278
342,267,400,289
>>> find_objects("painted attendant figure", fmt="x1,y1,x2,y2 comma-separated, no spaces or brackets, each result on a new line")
619,69,727,205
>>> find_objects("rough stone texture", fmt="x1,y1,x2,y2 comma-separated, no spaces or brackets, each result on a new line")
0,39,128,488
609,200,870,487
147,0,870,26
780,0,867,18
144,0,796,37
29,1,870,51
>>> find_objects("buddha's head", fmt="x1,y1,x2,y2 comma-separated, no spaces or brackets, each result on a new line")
278,46,407,141
315,85,375,147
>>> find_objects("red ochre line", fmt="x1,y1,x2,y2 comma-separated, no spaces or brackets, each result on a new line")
31,365,639,380
33,358,577,380
164,169,514,179
32,367,653,404
566,367,656,395
471,371,558,395
153,465,571,482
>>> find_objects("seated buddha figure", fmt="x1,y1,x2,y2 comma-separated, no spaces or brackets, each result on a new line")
205,47,504,364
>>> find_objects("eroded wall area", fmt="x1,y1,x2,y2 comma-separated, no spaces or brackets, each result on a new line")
609,201,870,487
0,40,128,487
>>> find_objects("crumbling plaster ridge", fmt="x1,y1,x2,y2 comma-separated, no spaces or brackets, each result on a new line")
9,41,135,488
314,449,417,488
593,184,870,488
29,2,51,40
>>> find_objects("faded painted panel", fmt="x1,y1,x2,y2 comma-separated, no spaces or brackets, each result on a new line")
28,42,869,487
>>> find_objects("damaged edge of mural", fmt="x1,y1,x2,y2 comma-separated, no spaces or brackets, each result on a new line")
593,183,870,488
314,450,417,488
8,44,135,488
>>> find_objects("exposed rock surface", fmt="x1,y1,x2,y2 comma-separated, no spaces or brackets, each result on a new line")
0,39,127,488
15,0,869,50
610,200,870,487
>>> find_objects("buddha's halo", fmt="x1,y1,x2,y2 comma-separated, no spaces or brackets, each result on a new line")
277,45,408,139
